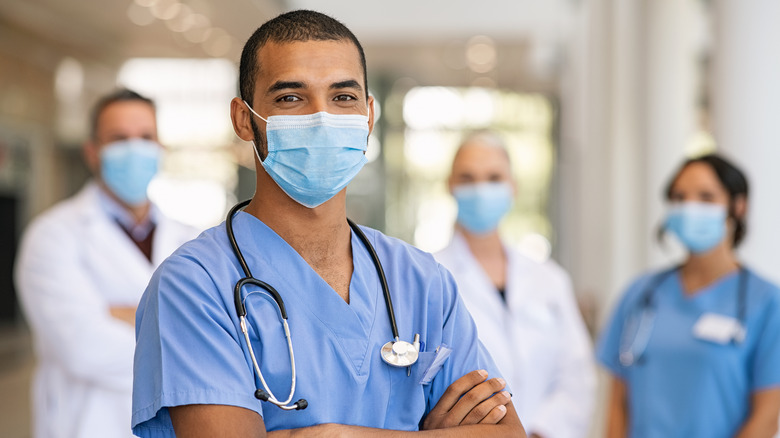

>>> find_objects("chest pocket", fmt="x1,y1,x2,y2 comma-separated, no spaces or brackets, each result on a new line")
383,352,436,430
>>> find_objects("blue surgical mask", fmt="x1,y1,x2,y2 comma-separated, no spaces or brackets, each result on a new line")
454,182,513,234
244,102,369,208
100,139,161,206
665,201,728,253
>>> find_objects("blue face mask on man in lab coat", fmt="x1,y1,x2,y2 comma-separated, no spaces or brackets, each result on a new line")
100,139,161,206
454,182,513,234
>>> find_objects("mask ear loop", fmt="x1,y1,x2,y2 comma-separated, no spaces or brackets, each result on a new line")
243,101,268,163
243,100,269,123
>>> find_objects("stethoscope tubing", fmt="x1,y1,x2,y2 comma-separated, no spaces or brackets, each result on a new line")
621,265,748,367
225,200,413,411
346,218,401,342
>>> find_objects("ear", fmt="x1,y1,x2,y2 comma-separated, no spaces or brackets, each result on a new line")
447,174,456,195
732,194,748,221
230,97,257,142
367,95,376,135
83,140,100,175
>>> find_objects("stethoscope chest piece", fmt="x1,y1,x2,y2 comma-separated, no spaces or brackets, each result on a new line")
381,340,419,367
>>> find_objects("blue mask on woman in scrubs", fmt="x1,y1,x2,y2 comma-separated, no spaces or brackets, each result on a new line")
100,139,161,206
665,201,728,253
244,101,370,208
454,182,513,234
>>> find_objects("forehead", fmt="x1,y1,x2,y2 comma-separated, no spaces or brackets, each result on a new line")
254,39,364,89
96,101,156,131
452,142,511,172
673,162,722,188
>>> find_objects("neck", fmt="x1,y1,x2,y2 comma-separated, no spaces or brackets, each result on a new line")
459,226,503,255
680,241,739,293
246,168,353,301
245,166,352,270
246,191,350,252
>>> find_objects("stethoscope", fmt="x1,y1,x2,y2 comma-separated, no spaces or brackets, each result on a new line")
225,200,420,411
618,265,748,367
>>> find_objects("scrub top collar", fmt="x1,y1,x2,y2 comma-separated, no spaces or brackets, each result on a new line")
232,211,381,374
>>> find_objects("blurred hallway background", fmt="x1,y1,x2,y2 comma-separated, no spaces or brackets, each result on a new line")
1,0,779,436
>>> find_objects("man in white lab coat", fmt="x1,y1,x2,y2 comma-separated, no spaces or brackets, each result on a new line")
15,89,199,438
435,131,596,438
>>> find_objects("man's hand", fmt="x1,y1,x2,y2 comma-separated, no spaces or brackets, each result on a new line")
422,370,511,430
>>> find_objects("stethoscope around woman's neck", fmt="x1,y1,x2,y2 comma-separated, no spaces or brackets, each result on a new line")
225,200,420,411
619,264,748,367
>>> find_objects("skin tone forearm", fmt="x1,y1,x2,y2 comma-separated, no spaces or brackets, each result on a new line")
109,305,136,326
605,377,628,438
270,418,524,437
735,388,780,438
171,371,525,438
172,404,524,438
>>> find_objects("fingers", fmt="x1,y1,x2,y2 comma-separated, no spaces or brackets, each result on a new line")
429,370,490,415
461,390,511,425
421,370,511,430
446,377,508,424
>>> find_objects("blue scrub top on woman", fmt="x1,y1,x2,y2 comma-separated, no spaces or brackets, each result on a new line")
597,267,780,438
132,212,504,437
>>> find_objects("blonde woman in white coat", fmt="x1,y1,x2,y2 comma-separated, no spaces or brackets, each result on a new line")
15,89,199,438
435,131,595,438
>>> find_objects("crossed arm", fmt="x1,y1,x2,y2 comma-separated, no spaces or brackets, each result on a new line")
170,370,526,437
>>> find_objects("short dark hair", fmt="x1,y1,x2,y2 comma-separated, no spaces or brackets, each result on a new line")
90,88,155,140
664,153,750,247
238,10,368,104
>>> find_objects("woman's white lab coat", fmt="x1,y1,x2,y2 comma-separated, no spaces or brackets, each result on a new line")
15,182,199,438
435,233,595,438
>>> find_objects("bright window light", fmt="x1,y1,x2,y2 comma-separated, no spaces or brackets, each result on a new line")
117,58,239,229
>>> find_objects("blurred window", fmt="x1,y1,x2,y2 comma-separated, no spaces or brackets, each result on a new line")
384,86,556,261
117,58,238,229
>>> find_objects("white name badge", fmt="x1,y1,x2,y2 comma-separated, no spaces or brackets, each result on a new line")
692,313,746,344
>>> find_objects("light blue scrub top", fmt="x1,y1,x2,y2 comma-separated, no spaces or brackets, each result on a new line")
597,267,780,438
132,212,504,437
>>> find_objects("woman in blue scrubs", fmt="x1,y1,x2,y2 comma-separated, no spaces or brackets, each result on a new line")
597,154,780,438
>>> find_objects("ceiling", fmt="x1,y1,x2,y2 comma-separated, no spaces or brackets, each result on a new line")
0,0,578,91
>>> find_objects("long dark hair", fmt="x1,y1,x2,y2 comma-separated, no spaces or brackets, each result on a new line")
663,153,749,247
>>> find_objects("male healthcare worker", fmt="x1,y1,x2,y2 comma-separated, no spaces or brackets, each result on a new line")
132,10,525,438
435,131,595,438
15,89,199,438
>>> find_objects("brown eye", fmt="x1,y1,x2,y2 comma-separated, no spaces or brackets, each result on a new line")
700,192,716,202
334,94,356,102
277,95,300,103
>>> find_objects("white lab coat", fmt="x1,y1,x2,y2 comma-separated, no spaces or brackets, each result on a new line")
15,182,199,438
435,233,595,438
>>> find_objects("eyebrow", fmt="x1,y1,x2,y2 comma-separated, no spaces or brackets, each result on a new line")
265,79,364,95
266,81,306,95
330,79,363,93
